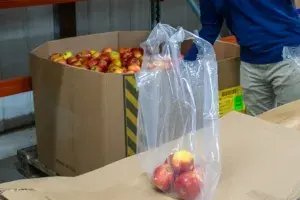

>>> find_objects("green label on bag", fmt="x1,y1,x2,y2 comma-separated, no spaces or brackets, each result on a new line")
234,95,244,111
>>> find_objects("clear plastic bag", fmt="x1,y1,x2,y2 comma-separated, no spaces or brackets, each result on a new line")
283,46,300,67
135,23,220,200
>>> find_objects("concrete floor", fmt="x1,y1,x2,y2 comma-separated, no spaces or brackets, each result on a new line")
0,127,36,184
0,156,24,183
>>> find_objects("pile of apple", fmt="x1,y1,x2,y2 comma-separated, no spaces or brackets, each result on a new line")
49,47,144,74
153,150,203,200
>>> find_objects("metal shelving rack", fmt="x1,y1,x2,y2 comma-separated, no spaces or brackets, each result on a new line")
187,0,200,18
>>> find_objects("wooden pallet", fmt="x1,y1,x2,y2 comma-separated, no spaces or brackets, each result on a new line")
16,146,58,178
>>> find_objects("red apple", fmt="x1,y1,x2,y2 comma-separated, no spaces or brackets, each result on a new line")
152,164,175,192
122,67,127,73
110,51,120,60
121,59,128,67
98,60,108,70
108,64,120,73
57,59,67,65
91,66,104,72
67,56,78,65
89,50,97,55
152,59,166,69
171,150,194,173
87,59,99,68
113,68,123,74
127,57,141,66
72,60,82,67
92,51,101,59
102,48,113,54
112,59,122,68
128,64,141,73
147,62,157,70
121,51,133,60
75,52,83,58
82,59,90,68
163,57,173,70
132,48,143,58
119,48,131,54
52,56,64,63
99,53,111,63
76,51,92,59
174,171,202,200
50,53,62,61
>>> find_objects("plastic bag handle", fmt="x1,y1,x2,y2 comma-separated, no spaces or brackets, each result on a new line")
140,23,178,55
169,27,215,59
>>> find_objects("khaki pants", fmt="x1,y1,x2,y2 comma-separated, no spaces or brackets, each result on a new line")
240,59,300,116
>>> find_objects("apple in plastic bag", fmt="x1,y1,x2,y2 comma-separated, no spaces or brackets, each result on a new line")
174,170,202,200
164,154,174,165
171,150,194,173
152,164,175,192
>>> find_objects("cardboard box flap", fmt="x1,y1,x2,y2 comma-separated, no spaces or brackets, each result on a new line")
31,42,49,59
3,112,300,200
0,177,74,192
0,183,170,200
218,58,240,90
1,189,112,200
214,41,240,61
118,31,150,48
259,100,300,131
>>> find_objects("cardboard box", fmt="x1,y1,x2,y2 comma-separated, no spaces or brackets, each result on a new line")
214,41,244,117
30,31,241,176
295,0,300,8
31,31,150,176
1,112,300,200
259,100,300,131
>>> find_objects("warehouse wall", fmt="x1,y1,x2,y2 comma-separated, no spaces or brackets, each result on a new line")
0,5,54,132
160,0,200,31
0,0,200,132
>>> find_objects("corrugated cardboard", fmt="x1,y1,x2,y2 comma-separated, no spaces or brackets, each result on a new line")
259,100,300,131
214,41,240,90
1,112,300,200
30,32,241,176
295,0,300,8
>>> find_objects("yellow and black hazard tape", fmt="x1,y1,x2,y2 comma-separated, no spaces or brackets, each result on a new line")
123,75,138,156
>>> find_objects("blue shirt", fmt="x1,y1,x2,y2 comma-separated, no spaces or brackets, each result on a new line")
185,0,300,64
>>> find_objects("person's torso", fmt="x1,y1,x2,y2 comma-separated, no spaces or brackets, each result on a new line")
214,0,300,64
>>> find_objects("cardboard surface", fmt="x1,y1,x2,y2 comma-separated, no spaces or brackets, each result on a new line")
214,42,240,90
31,32,240,176
1,112,300,200
295,0,300,8
259,100,300,131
